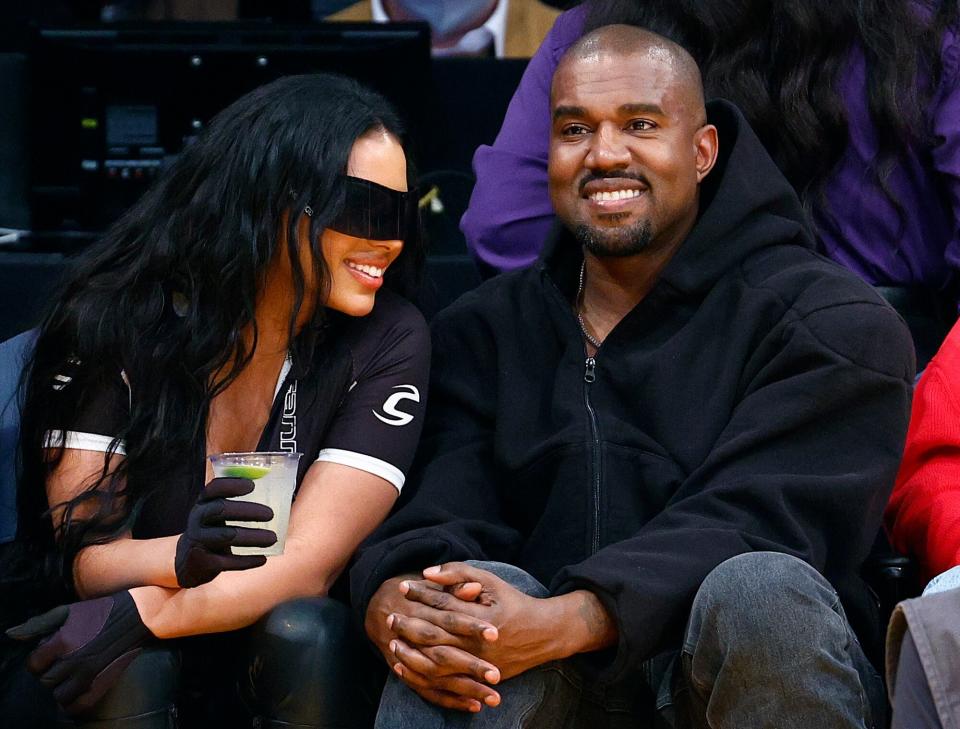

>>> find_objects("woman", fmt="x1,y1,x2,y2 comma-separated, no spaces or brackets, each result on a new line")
5,73,429,727
462,0,960,365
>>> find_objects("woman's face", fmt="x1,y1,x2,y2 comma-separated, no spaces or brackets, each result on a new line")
320,130,408,317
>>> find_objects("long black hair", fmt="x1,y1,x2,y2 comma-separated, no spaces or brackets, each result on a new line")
17,73,421,593
585,0,958,213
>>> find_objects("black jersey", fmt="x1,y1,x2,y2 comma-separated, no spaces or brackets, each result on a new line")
44,290,429,538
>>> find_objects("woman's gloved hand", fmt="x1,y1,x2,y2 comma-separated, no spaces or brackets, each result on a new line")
175,476,277,587
6,591,152,716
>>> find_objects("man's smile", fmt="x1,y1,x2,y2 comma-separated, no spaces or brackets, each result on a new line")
580,176,649,197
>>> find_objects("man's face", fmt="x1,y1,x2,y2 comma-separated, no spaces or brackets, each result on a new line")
548,49,713,257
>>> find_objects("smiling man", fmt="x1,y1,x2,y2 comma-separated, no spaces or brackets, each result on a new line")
351,25,915,728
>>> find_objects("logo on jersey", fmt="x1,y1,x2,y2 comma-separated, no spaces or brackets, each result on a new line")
373,384,420,427
280,381,298,452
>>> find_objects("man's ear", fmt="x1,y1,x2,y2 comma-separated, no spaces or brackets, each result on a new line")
693,124,719,182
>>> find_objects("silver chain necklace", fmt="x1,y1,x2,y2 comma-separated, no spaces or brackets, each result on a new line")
576,260,604,349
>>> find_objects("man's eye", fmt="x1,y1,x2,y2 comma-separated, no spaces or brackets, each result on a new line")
562,124,590,136
629,120,654,131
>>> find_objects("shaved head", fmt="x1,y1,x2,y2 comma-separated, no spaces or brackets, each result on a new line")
554,24,706,126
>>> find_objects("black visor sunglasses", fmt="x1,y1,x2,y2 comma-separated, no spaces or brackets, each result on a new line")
315,176,416,241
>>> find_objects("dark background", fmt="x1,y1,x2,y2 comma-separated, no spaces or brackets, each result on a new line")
0,4,529,338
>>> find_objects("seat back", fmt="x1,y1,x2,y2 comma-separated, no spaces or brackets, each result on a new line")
0,329,37,544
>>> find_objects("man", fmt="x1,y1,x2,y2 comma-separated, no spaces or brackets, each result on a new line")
351,24,914,728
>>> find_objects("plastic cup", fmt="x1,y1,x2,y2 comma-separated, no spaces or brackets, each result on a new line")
208,451,302,556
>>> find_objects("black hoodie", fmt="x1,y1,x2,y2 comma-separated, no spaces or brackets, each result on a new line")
350,101,915,681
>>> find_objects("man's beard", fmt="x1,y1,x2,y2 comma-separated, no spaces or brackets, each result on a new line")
572,217,653,257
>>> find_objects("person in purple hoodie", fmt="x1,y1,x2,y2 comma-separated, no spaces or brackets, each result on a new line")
462,0,960,365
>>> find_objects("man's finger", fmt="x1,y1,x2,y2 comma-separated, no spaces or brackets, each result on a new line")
390,598,497,642
448,582,484,601
388,613,465,648
421,562,492,587
424,644,501,684
5,605,70,641
391,638,500,684
402,580,491,623
408,681,483,713
393,661,499,708
401,579,457,608
432,606,498,643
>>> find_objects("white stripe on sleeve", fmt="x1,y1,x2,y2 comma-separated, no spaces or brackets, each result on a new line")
315,448,405,492
43,430,127,455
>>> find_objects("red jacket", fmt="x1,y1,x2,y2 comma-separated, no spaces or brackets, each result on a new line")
887,320,960,582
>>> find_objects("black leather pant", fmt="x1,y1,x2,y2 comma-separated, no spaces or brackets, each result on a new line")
71,596,383,728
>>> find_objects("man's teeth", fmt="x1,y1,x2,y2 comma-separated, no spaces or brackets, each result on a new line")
589,189,642,202
347,261,384,278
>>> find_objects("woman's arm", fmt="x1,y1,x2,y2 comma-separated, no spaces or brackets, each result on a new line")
46,448,181,597
74,535,180,596
52,450,280,596
129,460,398,638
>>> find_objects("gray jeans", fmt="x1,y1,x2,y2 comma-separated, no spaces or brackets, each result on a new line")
373,552,885,729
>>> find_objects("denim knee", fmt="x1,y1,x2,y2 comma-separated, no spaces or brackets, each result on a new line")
685,551,841,655
464,560,550,598
681,552,883,729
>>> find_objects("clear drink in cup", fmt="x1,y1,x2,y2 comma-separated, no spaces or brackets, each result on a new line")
208,451,302,556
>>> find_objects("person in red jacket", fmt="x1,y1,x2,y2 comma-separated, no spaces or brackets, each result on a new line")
885,320,960,728
888,322,960,583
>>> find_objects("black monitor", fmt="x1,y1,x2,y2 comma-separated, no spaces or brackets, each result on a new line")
28,22,431,232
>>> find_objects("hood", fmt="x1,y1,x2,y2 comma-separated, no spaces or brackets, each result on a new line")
540,99,815,298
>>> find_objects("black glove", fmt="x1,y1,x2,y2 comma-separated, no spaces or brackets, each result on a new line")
6,591,152,716
175,476,277,588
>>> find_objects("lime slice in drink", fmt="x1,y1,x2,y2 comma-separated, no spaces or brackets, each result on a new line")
221,465,271,480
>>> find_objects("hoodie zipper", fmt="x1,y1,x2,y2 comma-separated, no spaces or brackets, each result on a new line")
544,273,604,556
583,355,602,555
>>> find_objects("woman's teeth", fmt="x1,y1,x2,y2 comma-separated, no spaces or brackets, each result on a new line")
347,261,384,278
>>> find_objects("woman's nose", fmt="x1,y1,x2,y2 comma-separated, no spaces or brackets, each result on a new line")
373,237,403,255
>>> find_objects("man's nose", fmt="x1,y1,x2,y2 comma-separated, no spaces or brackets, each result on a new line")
585,122,631,170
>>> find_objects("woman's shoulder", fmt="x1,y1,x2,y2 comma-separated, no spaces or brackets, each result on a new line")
332,290,429,369
360,289,428,339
